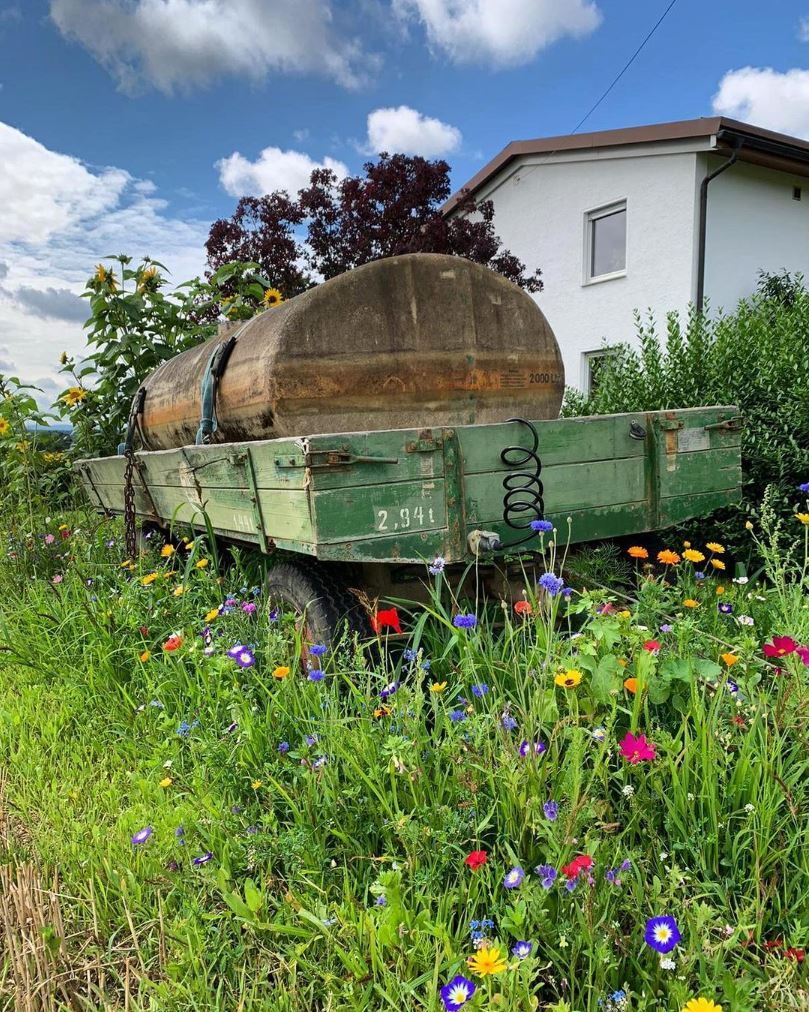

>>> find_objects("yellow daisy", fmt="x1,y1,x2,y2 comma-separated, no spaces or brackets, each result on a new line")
706,542,725,553
467,946,507,976
554,668,582,689
683,549,705,563
682,1000,722,1012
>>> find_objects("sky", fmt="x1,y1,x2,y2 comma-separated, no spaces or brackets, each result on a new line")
0,0,807,405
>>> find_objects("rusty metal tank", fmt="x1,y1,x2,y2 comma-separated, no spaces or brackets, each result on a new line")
138,253,564,449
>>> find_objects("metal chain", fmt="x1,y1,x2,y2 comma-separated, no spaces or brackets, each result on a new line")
123,446,137,560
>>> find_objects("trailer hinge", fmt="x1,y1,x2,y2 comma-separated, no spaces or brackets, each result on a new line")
703,415,743,432
658,419,683,432
406,432,443,453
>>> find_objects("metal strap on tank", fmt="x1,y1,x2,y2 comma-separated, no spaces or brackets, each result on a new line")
195,332,240,445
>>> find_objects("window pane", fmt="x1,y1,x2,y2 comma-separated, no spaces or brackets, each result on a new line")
591,208,626,277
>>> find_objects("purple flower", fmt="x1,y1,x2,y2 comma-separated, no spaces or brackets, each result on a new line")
131,826,153,845
530,519,554,533
193,852,214,866
305,734,318,746
660,623,673,633
235,647,255,669
380,681,399,700
375,894,387,907
225,721,238,734
226,643,243,660
565,877,578,892
519,739,546,758
504,866,524,889
501,713,518,731
727,680,739,695
799,482,809,493
644,915,681,953
512,940,533,959
543,800,559,821
453,613,477,629
440,974,476,1011
428,556,446,576
246,825,258,835
471,683,489,698
269,607,280,622
694,571,705,581
278,741,290,753
718,602,733,614
308,669,325,682
535,864,557,889
241,601,257,615
538,572,564,597
309,644,327,657
449,709,467,723
620,858,631,871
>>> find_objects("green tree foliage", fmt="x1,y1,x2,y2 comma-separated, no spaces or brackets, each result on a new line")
56,256,274,458
563,274,809,550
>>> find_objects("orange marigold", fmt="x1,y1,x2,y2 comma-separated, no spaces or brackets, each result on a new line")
624,677,639,694
627,546,648,559
683,549,705,563
657,549,681,565
721,652,739,666
683,599,699,608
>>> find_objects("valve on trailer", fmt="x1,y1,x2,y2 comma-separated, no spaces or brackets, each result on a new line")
468,529,503,555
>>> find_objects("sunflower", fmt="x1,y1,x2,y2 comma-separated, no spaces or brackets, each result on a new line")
466,946,507,976
62,387,88,407
657,549,681,565
263,287,284,307
0,417,10,437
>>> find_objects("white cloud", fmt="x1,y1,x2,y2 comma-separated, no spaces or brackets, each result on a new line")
50,0,367,94
0,121,207,392
799,17,809,42
713,67,809,139
393,0,601,66
366,105,461,156
216,146,349,198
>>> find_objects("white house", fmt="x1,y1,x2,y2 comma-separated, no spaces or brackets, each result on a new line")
446,117,809,393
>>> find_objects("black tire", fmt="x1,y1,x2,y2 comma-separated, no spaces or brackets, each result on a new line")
265,561,369,647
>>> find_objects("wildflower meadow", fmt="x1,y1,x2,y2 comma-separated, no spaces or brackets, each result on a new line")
1,490,807,1010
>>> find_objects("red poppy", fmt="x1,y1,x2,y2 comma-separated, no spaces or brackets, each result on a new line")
514,600,533,616
561,854,593,879
763,636,797,658
370,607,402,635
642,640,661,654
162,634,183,652
763,939,784,951
60,528,71,539
465,849,487,871
785,947,805,962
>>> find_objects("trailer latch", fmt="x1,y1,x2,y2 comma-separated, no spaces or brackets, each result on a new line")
276,449,399,468
703,415,743,432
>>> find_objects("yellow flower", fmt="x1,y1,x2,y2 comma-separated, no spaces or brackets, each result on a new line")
262,287,284,307
196,558,209,569
173,585,185,597
59,351,68,365
373,705,391,719
272,666,290,680
62,386,87,407
618,609,631,620
184,540,195,551
251,780,263,790
683,598,700,608
716,585,725,595
683,540,691,548
710,559,725,571
161,544,176,558
121,558,134,569
796,513,809,525
142,572,158,586
617,657,627,668
721,652,739,667
467,946,507,976
554,668,582,689
682,1000,722,1012
162,570,177,579
430,681,447,693
159,777,173,788
745,520,754,530
706,542,725,553
0,417,10,437
139,650,151,662
657,549,681,565
205,608,220,621
683,549,705,563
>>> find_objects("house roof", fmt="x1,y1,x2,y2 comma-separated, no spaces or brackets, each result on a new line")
444,117,809,212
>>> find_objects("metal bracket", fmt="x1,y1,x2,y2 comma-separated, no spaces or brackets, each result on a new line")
658,419,684,432
275,449,399,469
703,415,743,432
406,431,443,453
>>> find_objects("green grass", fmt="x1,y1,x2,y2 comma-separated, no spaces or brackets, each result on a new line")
0,507,807,1011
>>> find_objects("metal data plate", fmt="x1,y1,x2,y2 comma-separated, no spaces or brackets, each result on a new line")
677,427,711,453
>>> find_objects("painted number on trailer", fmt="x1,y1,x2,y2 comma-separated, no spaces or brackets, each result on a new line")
376,505,435,532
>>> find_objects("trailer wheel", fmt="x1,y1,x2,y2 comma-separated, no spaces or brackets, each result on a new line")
265,561,369,647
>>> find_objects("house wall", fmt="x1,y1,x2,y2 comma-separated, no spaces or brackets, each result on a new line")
702,156,809,312
473,146,701,392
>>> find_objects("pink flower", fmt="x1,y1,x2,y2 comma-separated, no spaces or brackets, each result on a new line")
44,534,55,544
52,574,63,585
618,731,656,764
796,646,809,666
763,636,797,658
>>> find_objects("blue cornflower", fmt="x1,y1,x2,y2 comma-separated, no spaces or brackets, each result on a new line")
471,683,489,697
481,918,494,929
469,920,480,931
308,669,325,682
538,572,564,596
501,713,518,731
449,709,467,723
428,556,446,576
694,571,705,581
530,519,554,533
543,800,559,821
421,659,431,670
535,864,557,889
278,741,290,754
453,613,477,629
403,648,417,662
375,894,387,907
309,644,327,656
305,734,318,746
799,482,809,493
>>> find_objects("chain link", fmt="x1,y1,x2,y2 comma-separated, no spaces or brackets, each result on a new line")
123,446,137,560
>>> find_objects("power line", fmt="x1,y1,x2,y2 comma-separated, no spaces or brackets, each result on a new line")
571,0,682,134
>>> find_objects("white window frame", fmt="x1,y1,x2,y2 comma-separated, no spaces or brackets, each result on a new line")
583,199,627,285
581,348,615,395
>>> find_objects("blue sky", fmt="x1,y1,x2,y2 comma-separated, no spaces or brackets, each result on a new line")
0,0,807,395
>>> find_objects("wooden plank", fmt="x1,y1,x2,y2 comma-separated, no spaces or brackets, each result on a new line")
465,457,647,525
656,447,742,498
658,488,741,528
304,428,445,490
311,478,447,543
317,528,453,564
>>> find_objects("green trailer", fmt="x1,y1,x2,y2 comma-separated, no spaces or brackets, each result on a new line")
77,405,742,637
